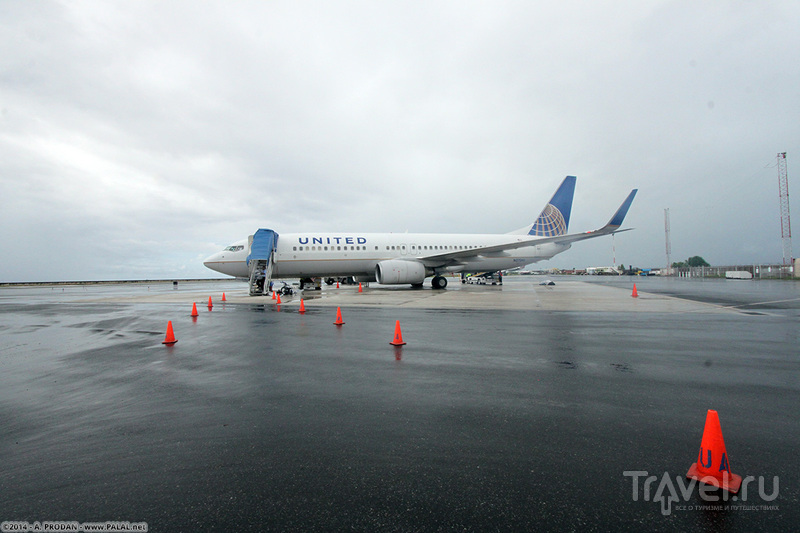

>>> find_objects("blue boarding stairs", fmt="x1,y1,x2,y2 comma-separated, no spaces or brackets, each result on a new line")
247,229,278,296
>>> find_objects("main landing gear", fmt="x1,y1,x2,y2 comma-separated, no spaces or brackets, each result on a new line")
431,275,448,290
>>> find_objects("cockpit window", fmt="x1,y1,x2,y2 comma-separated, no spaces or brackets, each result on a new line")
224,245,244,252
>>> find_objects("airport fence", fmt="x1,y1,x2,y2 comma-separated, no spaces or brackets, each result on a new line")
670,264,796,279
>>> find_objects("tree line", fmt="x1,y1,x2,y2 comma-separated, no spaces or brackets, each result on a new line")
671,256,710,268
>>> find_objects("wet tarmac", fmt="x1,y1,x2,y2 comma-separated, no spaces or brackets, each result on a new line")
1,277,798,531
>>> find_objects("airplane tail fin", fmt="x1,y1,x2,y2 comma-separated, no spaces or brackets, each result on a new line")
527,175,576,236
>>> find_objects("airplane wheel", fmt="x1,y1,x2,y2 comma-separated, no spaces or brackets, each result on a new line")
432,276,447,289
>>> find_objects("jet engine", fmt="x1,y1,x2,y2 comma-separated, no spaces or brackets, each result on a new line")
375,260,428,285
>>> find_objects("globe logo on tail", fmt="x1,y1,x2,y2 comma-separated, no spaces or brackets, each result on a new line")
530,204,567,236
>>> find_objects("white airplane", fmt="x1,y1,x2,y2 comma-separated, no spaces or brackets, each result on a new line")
203,176,637,293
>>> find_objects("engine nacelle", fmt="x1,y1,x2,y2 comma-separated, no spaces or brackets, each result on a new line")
375,260,428,285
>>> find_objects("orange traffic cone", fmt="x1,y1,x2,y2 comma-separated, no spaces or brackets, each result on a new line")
207,296,213,309
390,320,406,346
336,281,340,288
190,302,199,317
276,293,282,305
162,321,178,345
299,299,306,314
686,410,742,493
272,290,276,300
358,283,363,293
632,284,639,298
222,292,227,302
334,307,345,325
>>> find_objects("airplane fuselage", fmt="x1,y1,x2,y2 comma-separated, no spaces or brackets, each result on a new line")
204,232,571,280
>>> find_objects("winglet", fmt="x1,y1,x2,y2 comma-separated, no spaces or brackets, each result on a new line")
605,189,638,229
528,176,577,236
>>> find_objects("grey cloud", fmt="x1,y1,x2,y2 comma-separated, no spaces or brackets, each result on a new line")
1,1,797,281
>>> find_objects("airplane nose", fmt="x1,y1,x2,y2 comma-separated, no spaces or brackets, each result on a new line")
203,252,224,273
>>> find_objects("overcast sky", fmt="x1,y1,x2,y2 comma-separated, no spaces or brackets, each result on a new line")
1,1,798,282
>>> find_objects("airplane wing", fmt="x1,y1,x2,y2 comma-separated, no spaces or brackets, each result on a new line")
419,189,638,268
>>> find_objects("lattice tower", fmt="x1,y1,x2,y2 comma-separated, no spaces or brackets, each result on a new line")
664,208,671,270
777,152,792,266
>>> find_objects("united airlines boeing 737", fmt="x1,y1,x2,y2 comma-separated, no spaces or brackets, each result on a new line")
203,176,637,293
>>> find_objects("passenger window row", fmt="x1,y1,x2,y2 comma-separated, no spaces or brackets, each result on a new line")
291,244,483,252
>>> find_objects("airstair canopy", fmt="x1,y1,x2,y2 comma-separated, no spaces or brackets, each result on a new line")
247,229,278,265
